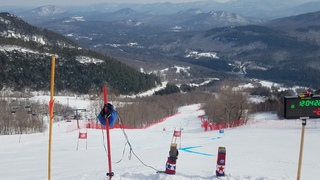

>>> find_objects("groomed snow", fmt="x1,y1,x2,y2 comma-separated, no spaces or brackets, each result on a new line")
1,97,320,180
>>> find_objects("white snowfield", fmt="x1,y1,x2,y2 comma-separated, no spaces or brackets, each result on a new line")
1,103,320,180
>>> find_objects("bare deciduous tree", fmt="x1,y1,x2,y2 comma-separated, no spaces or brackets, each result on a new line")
115,91,212,128
205,81,250,126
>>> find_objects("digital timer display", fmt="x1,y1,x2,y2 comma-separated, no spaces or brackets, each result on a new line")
284,95,320,119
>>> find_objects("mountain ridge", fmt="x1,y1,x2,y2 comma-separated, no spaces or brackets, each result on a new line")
0,12,161,95
3,1,320,20
2,2,320,91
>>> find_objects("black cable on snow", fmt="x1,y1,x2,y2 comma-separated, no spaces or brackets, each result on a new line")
100,114,162,172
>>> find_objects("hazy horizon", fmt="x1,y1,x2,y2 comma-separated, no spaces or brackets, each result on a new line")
0,0,228,7
1,0,319,7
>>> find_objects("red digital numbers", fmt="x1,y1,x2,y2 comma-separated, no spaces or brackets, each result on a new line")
312,108,320,116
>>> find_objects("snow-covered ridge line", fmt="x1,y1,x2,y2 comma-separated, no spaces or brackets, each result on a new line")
0,14,46,45
0,29,46,45
0,45,104,64
0,45,53,57
63,16,86,23
0,14,79,49
185,50,219,59
76,55,104,64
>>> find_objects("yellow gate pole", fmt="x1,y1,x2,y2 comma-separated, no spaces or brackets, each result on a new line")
48,55,56,180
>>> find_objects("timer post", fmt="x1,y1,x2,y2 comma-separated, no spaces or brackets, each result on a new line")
284,89,318,180
297,117,308,180
296,88,311,180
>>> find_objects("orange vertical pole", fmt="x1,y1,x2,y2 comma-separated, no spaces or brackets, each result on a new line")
48,55,56,180
103,86,113,179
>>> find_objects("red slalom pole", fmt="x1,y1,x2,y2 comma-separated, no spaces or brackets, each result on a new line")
103,85,108,104
103,86,113,179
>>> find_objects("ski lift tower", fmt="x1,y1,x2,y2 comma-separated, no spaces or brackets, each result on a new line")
73,108,86,129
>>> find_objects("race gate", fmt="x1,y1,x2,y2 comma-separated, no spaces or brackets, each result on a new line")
171,128,182,148
76,128,88,150
165,128,182,174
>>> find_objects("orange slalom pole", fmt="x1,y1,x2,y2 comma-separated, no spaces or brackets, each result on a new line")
103,85,113,179
48,55,56,180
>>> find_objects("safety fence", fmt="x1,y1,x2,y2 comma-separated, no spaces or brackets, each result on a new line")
198,115,319,130
66,121,133,133
143,112,181,129
66,112,181,133
245,118,319,129
198,115,247,131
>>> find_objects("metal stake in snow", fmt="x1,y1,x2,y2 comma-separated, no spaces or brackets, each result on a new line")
103,86,114,179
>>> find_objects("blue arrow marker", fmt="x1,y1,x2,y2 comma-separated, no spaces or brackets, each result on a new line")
179,146,214,156
210,136,222,140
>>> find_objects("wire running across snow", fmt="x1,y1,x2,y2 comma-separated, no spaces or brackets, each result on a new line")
100,114,162,173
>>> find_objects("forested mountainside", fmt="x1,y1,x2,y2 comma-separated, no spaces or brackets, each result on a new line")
0,12,160,94
3,6,320,91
